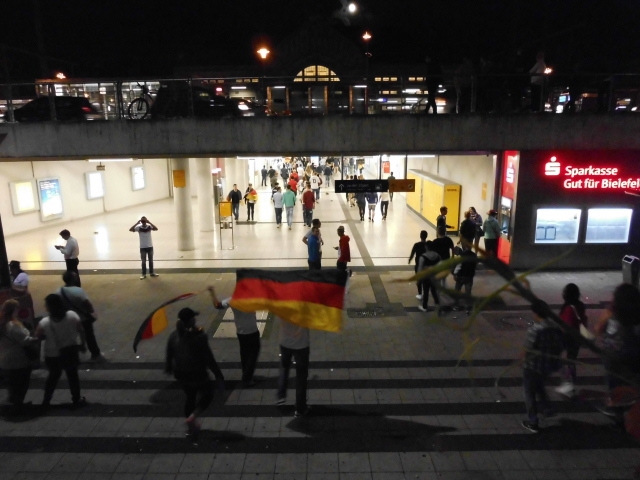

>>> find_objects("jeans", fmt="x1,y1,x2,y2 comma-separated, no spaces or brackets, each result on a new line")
180,379,214,418
277,345,310,412
484,238,498,257
368,204,376,218
380,201,389,218
286,207,294,227
357,202,366,220
82,319,101,357
275,208,283,225
261,175,267,186
247,203,255,221
44,346,81,404
325,175,331,186
563,334,580,383
308,260,321,270
420,278,440,309
454,277,474,308
65,258,80,286
523,368,551,423
303,207,313,227
140,247,154,275
232,202,239,220
337,261,348,271
313,189,320,200
238,331,261,383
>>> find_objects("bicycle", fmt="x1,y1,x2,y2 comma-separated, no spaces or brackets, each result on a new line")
127,83,155,120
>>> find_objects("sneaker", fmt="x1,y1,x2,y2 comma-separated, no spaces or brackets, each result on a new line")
72,397,87,408
185,415,201,436
276,398,286,406
348,269,353,278
452,305,463,311
139,275,146,280
150,273,159,277
417,305,427,312
294,406,311,418
521,420,540,433
90,353,107,363
555,382,576,397
289,226,292,230
415,294,423,300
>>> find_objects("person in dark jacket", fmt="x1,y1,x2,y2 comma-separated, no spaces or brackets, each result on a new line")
165,307,225,437
226,184,243,221
452,246,477,314
355,192,367,221
408,230,428,299
417,241,441,312
459,210,476,246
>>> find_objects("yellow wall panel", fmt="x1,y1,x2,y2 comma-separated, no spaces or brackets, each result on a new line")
408,169,461,232
443,184,461,232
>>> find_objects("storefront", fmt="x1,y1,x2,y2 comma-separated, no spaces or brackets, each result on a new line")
500,150,640,269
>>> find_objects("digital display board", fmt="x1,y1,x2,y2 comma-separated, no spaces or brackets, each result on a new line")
9,179,39,215
37,177,64,221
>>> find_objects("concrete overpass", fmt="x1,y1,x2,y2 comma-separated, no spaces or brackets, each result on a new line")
2,114,640,159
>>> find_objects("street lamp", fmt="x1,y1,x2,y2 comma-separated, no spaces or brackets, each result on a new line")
362,32,372,114
348,2,357,13
256,48,270,109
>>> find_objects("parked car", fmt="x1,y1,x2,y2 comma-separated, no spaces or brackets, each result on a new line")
228,97,267,117
151,82,242,119
12,96,102,122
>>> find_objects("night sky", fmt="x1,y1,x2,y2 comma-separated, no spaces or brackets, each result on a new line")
3,0,640,80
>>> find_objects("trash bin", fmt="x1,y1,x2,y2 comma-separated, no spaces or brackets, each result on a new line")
622,255,640,288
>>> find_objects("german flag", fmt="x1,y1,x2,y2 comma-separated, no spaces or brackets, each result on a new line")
229,269,348,332
133,293,197,352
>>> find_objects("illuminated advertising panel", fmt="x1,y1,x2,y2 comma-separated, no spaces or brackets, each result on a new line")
37,177,63,221
9,179,39,215
131,166,145,191
85,172,105,200
542,154,640,192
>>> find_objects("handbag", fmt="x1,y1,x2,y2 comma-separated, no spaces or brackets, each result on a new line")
60,287,97,323
2,325,40,363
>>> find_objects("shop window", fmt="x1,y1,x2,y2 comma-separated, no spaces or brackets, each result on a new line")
295,65,340,82
534,208,581,244
585,208,633,243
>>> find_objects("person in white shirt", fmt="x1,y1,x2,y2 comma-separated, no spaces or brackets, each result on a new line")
129,216,159,279
9,260,29,293
272,186,284,228
379,191,390,220
276,316,310,417
309,173,322,201
208,286,260,387
55,229,81,286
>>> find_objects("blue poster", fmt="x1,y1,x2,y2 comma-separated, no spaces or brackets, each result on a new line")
38,177,64,221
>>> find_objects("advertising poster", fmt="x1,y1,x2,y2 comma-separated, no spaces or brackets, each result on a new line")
131,166,145,190
85,172,105,200
38,177,64,221
9,179,39,215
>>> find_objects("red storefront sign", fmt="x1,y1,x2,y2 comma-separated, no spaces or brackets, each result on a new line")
543,155,640,192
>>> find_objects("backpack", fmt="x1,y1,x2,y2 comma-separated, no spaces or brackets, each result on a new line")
534,327,565,374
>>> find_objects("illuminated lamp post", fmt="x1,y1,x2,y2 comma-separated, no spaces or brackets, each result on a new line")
362,31,372,114
256,47,270,109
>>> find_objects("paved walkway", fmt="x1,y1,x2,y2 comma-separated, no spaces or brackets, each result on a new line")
1,267,638,480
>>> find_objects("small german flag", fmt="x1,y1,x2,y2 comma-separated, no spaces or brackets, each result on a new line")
133,293,197,352
230,269,348,332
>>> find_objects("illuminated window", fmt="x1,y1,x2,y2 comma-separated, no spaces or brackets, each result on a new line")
295,65,340,82
586,208,632,243
534,208,581,244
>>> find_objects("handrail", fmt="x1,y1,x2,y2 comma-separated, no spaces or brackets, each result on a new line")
1,72,640,121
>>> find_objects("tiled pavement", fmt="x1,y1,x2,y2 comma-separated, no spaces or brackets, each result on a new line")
1,268,639,480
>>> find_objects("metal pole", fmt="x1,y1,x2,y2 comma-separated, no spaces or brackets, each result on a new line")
0,213,11,289
470,75,476,113
378,154,382,179
187,78,194,117
48,83,57,121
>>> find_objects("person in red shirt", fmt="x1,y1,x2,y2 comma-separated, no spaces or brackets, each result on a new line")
301,182,315,227
288,176,298,193
334,225,352,276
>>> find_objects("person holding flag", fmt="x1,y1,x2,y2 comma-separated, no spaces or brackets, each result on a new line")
165,307,225,437
208,285,260,388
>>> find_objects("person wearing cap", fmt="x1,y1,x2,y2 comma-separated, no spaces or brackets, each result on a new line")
165,307,225,437
208,286,260,388
55,229,81,286
482,209,501,257
9,260,29,293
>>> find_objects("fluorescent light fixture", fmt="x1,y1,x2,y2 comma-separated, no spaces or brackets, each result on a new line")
231,86,247,90
407,154,436,158
386,100,398,104
354,85,367,88
88,158,133,162
273,86,286,89
211,168,222,173
403,89,420,94
405,98,418,103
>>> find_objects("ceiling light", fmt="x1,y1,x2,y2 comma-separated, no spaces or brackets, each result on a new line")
88,158,133,162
